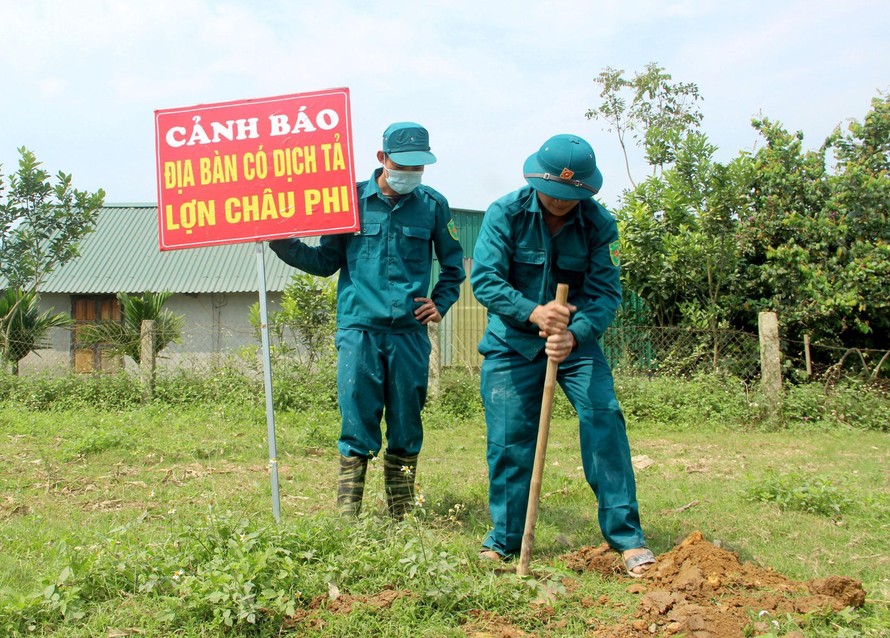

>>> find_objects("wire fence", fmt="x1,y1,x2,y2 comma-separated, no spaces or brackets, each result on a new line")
602,326,762,380
782,338,890,389
9,318,889,388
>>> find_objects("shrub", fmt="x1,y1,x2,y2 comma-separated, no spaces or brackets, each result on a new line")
0,371,143,411
616,372,754,430
433,368,483,420
782,380,890,432
746,472,853,519
271,357,338,412
153,364,261,407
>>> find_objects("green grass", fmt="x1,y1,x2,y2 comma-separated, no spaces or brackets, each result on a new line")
1,372,888,636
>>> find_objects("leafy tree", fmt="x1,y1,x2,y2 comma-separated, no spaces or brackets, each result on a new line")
733,97,889,354
591,63,890,371
821,93,889,348
826,92,890,243
0,288,73,375
590,66,741,343
0,147,105,292
731,118,828,339
250,274,337,371
78,291,183,365
618,131,747,375
1,147,104,370
586,63,703,187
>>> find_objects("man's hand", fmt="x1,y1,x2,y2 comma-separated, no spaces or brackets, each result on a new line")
414,297,442,325
529,300,577,337
545,330,576,363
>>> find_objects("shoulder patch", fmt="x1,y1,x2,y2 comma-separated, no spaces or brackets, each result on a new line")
447,219,459,241
609,240,620,267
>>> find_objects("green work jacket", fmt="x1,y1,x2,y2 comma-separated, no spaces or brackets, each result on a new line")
471,185,621,360
270,169,465,333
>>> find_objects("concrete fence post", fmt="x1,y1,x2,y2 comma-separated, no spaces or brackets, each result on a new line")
758,311,782,413
141,320,156,401
428,321,441,399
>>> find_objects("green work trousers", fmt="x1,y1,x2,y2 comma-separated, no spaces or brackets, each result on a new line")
336,328,431,459
480,342,645,556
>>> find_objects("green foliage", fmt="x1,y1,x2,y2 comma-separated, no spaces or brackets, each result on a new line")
77,291,183,365
271,356,338,412
822,92,890,346
0,509,531,636
590,64,889,367
714,99,888,356
250,273,337,371
0,360,343,413
433,368,484,420
151,363,262,408
0,146,105,291
782,380,890,431
618,147,746,330
616,372,756,430
590,65,744,334
747,472,853,518
586,63,703,185
61,427,129,461
0,288,72,374
0,512,322,634
0,371,143,410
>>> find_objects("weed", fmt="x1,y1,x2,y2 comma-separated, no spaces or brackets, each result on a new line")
434,368,483,420
746,472,854,518
61,428,128,461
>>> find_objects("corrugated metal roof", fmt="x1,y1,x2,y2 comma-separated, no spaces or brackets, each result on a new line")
38,204,312,294
21,204,484,295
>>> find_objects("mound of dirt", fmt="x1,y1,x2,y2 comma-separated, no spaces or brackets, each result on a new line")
561,530,866,638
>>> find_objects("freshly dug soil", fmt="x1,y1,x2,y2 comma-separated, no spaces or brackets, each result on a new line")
561,530,866,638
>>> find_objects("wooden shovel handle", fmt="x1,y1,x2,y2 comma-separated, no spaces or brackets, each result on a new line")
516,283,569,577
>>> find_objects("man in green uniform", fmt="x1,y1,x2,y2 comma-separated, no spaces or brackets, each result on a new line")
471,134,654,576
270,122,465,518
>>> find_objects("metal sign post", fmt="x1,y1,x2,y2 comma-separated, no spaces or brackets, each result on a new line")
256,241,281,521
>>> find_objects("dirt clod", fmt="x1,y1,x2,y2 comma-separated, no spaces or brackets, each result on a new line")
561,530,867,638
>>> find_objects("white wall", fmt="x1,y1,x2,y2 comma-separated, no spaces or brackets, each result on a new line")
17,291,282,375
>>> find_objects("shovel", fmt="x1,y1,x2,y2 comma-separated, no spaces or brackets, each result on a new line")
516,283,569,577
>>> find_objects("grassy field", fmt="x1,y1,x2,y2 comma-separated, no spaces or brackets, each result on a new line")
1,373,888,637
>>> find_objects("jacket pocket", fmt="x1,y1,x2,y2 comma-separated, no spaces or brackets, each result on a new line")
510,246,546,291
400,225,432,263
556,252,588,291
350,223,382,261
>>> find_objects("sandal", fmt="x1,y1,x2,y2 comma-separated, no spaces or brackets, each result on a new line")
622,548,656,578
479,549,505,562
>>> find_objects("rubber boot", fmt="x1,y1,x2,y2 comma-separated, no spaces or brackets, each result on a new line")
383,452,418,519
337,455,368,516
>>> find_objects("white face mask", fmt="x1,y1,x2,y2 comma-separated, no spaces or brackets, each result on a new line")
384,165,423,194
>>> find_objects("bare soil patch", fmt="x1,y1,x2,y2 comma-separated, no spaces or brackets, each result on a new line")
562,530,866,637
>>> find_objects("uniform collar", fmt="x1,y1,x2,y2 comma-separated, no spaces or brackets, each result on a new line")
359,168,385,201
360,167,418,204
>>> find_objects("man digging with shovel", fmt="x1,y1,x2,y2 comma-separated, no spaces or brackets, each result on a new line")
470,134,654,577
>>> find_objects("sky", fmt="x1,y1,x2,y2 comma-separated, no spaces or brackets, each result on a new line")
1,0,888,212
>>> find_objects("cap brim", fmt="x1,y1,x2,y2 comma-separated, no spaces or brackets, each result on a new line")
387,150,437,166
522,152,602,200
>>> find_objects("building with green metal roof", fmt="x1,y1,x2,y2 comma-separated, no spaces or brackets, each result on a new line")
16,203,487,373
